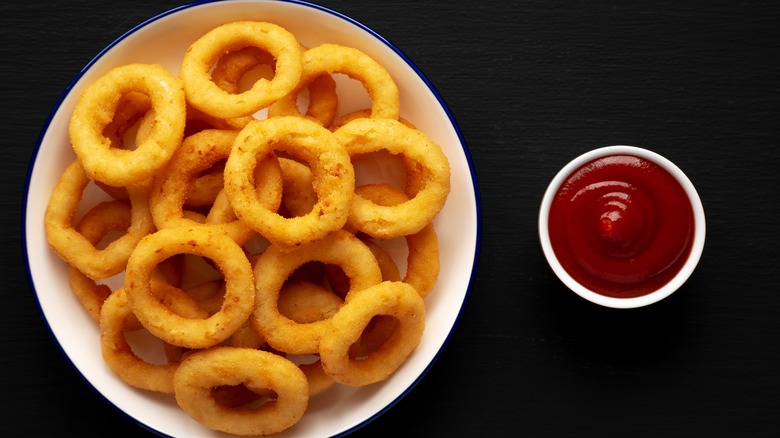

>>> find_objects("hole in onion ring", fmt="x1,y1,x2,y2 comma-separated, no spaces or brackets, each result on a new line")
352,150,408,190
209,46,277,94
296,261,327,282
348,314,399,360
237,63,276,92
323,264,350,299
179,254,223,290
212,384,278,409
329,73,373,118
101,91,152,152
90,219,129,251
124,327,174,366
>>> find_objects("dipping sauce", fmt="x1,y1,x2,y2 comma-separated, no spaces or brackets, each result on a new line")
547,154,695,298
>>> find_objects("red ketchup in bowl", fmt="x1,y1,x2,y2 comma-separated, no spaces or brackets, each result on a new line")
547,154,695,298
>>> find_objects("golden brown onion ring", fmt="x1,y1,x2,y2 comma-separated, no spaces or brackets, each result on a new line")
44,160,154,280
124,225,255,349
173,346,309,436
150,129,282,245
274,43,400,121
319,281,425,387
355,183,440,298
100,285,208,394
252,230,382,355
224,116,354,248
334,117,451,239
66,200,133,322
69,63,186,186
179,21,302,119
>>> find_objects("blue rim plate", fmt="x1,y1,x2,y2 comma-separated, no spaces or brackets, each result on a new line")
23,1,481,436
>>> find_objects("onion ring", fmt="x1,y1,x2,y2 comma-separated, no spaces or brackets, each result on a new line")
252,230,382,355
179,21,302,119
150,129,283,245
329,109,424,197
173,346,309,436
319,281,426,386
44,160,154,280
224,116,355,248
68,63,186,186
355,183,440,298
334,117,451,239
273,43,400,121
100,285,208,394
124,224,255,349
67,199,133,322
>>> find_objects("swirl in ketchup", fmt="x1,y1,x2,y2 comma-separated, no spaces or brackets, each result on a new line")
547,154,695,298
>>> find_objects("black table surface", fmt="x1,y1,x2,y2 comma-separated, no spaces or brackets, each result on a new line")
3,1,779,437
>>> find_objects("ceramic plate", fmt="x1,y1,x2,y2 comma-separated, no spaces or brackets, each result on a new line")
23,1,480,436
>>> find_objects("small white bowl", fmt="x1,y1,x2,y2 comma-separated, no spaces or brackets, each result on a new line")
538,145,705,309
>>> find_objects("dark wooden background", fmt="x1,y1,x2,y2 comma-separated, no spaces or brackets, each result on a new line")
2,0,779,436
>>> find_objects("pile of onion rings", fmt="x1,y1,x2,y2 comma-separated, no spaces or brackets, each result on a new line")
44,20,450,437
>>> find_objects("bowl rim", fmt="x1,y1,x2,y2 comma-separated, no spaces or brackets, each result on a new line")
538,145,705,309
21,0,483,436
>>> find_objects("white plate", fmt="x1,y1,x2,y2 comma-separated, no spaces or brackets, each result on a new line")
23,1,480,436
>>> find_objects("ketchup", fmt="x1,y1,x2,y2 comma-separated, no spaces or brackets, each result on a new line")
547,154,695,298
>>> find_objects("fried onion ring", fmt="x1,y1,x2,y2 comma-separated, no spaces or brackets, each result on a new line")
67,199,133,321
252,230,382,355
124,225,255,349
180,21,302,119
173,346,309,436
355,183,440,298
150,129,283,245
100,285,208,393
319,281,425,386
334,117,451,239
224,116,354,247
273,43,400,121
69,63,186,186
45,160,154,280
